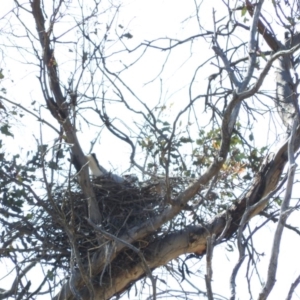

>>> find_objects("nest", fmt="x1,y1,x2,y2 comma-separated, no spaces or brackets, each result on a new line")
43,175,166,269
92,177,164,232
0,173,199,277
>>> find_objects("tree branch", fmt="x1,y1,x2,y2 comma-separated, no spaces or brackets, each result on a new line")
258,118,299,300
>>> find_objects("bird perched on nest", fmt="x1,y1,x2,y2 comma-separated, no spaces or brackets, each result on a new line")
86,153,124,183
86,153,108,177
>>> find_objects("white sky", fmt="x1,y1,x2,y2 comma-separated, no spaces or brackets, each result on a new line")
1,0,300,299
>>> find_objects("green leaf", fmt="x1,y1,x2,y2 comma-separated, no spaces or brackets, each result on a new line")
274,197,282,206
180,137,193,143
241,6,247,17
184,170,191,176
26,213,33,219
0,124,14,137
38,144,48,153
147,163,155,169
48,161,58,170
47,270,54,281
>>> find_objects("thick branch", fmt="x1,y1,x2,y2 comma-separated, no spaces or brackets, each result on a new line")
30,0,101,223
53,28,300,300
65,226,208,299
55,121,300,300
258,119,298,300
246,0,299,130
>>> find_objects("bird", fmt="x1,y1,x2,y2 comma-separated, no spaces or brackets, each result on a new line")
85,153,124,183
86,153,108,177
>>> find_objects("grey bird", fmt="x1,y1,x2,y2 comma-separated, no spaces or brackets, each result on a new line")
86,153,124,183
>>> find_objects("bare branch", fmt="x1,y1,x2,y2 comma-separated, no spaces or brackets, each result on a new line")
0,95,60,134
258,119,299,300
0,261,37,300
286,274,300,300
205,234,216,300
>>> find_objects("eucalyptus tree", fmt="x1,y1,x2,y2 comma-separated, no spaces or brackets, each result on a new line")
1,1,300,299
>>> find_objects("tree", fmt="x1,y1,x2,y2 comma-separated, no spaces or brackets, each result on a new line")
1,0,300,299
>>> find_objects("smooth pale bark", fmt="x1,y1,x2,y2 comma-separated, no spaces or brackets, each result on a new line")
54,126,300,300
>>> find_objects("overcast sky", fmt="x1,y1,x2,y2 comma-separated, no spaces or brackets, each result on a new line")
1,1,300,299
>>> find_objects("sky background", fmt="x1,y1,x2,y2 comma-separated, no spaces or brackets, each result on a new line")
1,0,300,299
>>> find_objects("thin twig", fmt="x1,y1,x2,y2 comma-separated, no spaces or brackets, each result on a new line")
205,234,216,300
0,95,60,134
0,261,37,300
216,208,232,244
229,256,246,300
286,274,300,300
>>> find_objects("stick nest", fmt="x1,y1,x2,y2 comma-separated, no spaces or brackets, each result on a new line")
44,176,168,270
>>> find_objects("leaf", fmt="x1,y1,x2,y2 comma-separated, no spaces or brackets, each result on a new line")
180,137,193,143
12,206,23,213
48,161,58,170
38,144,48,153
121,32,133,39
260,51,267,61
26,213,33,219
147,163,155,169
184,170,191,176
241,6,247,17
47,270,54,281
0,124,14,137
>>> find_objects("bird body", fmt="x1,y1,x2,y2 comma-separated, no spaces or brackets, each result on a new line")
86,153,107,177
86,153,124,183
